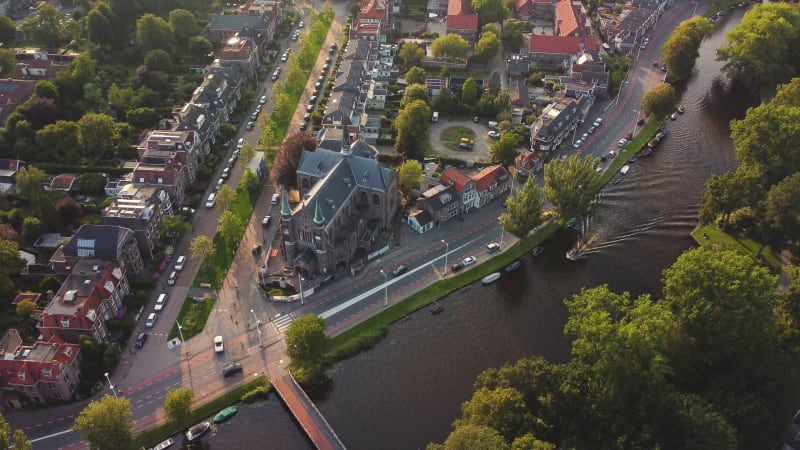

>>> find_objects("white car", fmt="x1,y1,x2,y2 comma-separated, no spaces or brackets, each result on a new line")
154,293,167,312
618,138,628,147
214,336,224,353
174,256,186,271
573,139,582,148
167,271,177,286
271,193,280,205
259,95,267,104
581,133,589,141
145,313,157,328
487,130,500,139
593,118,603,127
462,256,477,266
236,138,245,149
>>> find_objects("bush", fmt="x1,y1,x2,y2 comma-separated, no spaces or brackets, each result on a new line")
130,277,156,290
241,385,271,403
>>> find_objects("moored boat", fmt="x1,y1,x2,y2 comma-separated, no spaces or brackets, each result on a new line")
482,273,501,285
185,421,211,442
670,112,678,120
566,247,586,261
212,405,238,424
639,147,653,156
677,105,685,114
430,302,445,314
148,437,174,450
647,137,660,148
620,165,630,175
564,217,577,230
532,246,544,256
504,261,521,272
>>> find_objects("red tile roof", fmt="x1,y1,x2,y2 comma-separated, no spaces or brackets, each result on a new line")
448,0,473,15
440,167,471,192
473,165,508,192
49,174,78,191
529,35,599,54
555,0,579,36
446,14,479,31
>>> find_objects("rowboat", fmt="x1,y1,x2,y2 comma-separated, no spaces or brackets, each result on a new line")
212,405,238,424
482,273,501,285
566,247,586,261
504,261,521,272
185,421,211,442
429,302,445,315
620,165,630,175
532,246,544,256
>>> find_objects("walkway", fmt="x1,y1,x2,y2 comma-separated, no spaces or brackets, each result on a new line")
266,364,346,450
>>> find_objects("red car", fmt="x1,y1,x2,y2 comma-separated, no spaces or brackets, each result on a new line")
652,60,659,67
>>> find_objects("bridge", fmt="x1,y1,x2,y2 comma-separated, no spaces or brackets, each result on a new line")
267,364,346,450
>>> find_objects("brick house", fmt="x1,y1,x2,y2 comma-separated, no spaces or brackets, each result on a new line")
102,185,171,258
441,165,511,211
446,0,479,45
206,15,272,57
214,36,261,80
529,95,588,152
352,0,389,40
528,34,600,68
416,184,462,227
50,224,144,275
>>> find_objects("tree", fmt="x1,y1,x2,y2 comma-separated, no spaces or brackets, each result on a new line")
163,387,194,423
501,20,530,52
162,215,190,242
661,16,713,81
16,299,35,317
15,166,49,207
187,36,212,58
472,0,509,26
107,84,134,110
399,43,425,71
86,9,113,46
56,196,83,227
474,31,501,62
398,159,423,194
169,9,199,43
641,83,677,121
394,100,431,160
430,34,470,61
488,71,502,96
433,88,454,114
455,387,529,441
500,176,544,239
136,14,174,53
126,107,159,129
216,184,236,210
0,48,15,77
11,429,31,450
21,5,66,48
490,131,519,167
239,143,256,164
0,15,16,46
434,424,510,450
36,121,80,162
717,3,800,88
511,434,555,450
34,80,59,101
19,97,56,130
73,395,134,450
698,166,761,228
269,132,318,188
21,217,45,246
239,168,261,201
762,172,800,242
404,66,427,85
460,78,478,107
144,49,173,72
258,116,277,151
77,113,119,159
285,314,328,366
218,210,245,245
401,84,430,108
543,154,600,221
189,235,216,268
0,223,16,241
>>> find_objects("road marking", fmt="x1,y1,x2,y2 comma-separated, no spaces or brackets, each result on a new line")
30,428,76,443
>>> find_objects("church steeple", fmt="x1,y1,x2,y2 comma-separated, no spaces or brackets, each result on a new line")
313,199,325,225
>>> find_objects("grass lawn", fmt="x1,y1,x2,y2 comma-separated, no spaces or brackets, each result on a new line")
440,126,476,151
168,297,215,341
692,223,782,273
194,191,254,289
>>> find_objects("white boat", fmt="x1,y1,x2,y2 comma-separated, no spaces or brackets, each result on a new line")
677,105,685,114
532,246,544,257
566,247,586,261
504,261,521,272
481,273,501,285
620,165,630,175
148,438,174,450
185,421,211,442
670,112,678,120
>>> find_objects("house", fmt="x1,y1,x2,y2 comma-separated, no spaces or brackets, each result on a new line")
517,150,544,176
0,79,36,128
529,95,587,152
562,58,609,97
515,0,556,20
554,0,583,37
280,147,399,277
214,36,261,80
137,130,201,182
102,185,171,258
358,113,382,144
416,184,462,227
597,0,665,52
206,15,272,56
323,59,366,132
348,139,379,160
317,127,350,153
365,79,388,110
129,158,188,209
39,259,129,344
0,159,26,192
506,55,531,77
406,209,434,234
50,224,144,275
446,0,479,44
352,0,389,40
440,165,511,211
0,329,81,406
48,174,78,192
510,78,530,108
528,35,600,68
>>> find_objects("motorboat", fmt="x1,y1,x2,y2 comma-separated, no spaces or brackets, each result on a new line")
504,261,521,272
532,246,544,257
481,273,501,285
629,157,638,163
185,421,211,442
429,302,445,315
647,137,660,148
656,130,669,139
620,165,630,175
677,105,685,114
212,405,238,424
670,112,678,120
564,217,577,230
148,437,174,450
639,147,653,156
566,247,586,261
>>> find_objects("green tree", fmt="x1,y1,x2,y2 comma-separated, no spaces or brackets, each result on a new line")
239,168,261,201
0,15,16,46
717,3,800,88
22,5,66,48
218,210,244,245
399,42,425,71
474,31,501,62
661,16,713,81
455,387,529,441
16,299,35,317
501,20,531,52
488,71,502,96
168,9,199,43
189,235,216,269
0,49,15,77
34,80,59,101
404,66,427,85
286,314,328,366
772,77,800,107
430,34,470,61
394,99,431,160
284,56,305,95
762,172,800,242
11,429,31,450
511,434,555,450
401,84,430,108
73,395,134,450
21,217,45,246
239,142,256,164
144,49,173,72
641,83,677,121
543,154,600,221
15,166,49,207
162,215,190,242
500,176,544,239
107,84,134,110
398,159,423,194
86,9,113,46
490,131,519,166
163,387,194,423
432,424,510,450
77,112,119,159
460,77,478,107
698,166,761,228
0,413,8,449
136,14,174,53
126,107,159,129
36,120,80,162
472,0,509,25
258,116,277,151
216,184,236,210
433,88,453,113
187,36,212,58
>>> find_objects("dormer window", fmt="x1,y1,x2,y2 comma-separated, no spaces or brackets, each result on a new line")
60,318,70,327
17,371,25,381
42,367,52,377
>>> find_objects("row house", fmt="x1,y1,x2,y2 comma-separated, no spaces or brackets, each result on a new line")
352,0,390,41
50,224,144,275
517,150,545,177
529,95,588,152
358,113,382,144
365,79,388,110
39,259,129,344
241,0,286,25
527,34,600,68
406,184,461,234
597,0,665,52
323,58,368,138
131,157,188,209
214,35,261,80
558,58,610,97
446,0,479,44
0,329,81,406
440,165,511,212
102,185,171,258
206,15,273,57
515,0,555,21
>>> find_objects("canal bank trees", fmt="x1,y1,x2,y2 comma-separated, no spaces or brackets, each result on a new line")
661,16,714,82
500,176,544,240
641,83,678,120
73,395,135,450
286,315,329,383
542,155,600,222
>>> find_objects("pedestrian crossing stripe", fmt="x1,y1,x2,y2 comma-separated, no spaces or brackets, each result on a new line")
273,313,294,332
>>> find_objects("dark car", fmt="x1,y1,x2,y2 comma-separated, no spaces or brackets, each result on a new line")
392,265,407,276
637,118,645,126
222,362,243,377
252,244,262,255
625,131,633,140
451,262,463,272
134,332,148,349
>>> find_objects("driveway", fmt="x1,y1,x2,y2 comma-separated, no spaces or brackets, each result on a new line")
429,119,492,162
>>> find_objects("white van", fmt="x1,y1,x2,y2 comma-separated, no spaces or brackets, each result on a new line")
432,111,439,123
174,255,186,271
488,121,499,129
154,293,167,311
205,193,216,208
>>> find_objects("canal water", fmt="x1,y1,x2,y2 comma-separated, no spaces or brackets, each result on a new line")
204,8,753,450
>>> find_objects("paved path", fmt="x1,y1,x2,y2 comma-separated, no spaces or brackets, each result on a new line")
429,119,493,161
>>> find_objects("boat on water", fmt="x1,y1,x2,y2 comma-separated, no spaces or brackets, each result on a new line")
566,247,586,261
620,165,630,175
212,405,238,424
430,302,445,315
185,421,211,442
670,112,678,120
564,217,577,230
482,273,501,285
640,147,653,156
647,137,660,148
629,157,638,163
148,437,174,450
677,105,685,114
532,246,544,256
505,261,521,272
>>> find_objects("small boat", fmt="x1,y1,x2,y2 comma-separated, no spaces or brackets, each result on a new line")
532,246,544,256
670,112,678,120
429,302,445,315
677,105,685,114
656,130,668,139
185,421,211,442
212,405,238,423
629,157,638,163
564,217,577,230
504,261,521,272
148,437,174,450
566,247,586,261
639,147,653,156
482,273,501,285
620,165,630,175
647,137,660,148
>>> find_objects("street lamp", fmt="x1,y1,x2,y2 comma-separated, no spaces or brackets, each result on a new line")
176,320,185,343
632,109,642,136
297,274,304,305
441,239,449,276
379,270,388,306
250,309,262,347
104,372,118,398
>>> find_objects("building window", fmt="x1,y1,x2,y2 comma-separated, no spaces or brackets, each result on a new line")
302,178,309,190
42,368,52,377
372,194,380,205
359,192,367,203
60,318,70,327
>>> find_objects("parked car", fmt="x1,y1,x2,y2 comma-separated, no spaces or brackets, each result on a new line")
227,157,236,169
252,244,262,255
214,336,224,353
134,332,148,348
451,262,463,272
625,131,633,140
593,118,603,127
581,133,589,141
145,313,157,328
236,138,245,149
588,126,596,134
259,95,267,104
221,167,230,179
617,138,628,147
486,243,501,253
303,113,311,122
222,362,242,377
250,112,258,121
299,122,308,131
205,193,216,208
306,104,314,113
154,293,167,312
392,265,407,276
573,139,582,149
246,121,255,130
174,256,186,271
262,216,271,227
298,20,304,27
462,256,477,266
271,69,280,81
487,130,500,139
271,193,280,205
167,271,177,286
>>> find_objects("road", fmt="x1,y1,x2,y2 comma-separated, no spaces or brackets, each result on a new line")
9,1,707,448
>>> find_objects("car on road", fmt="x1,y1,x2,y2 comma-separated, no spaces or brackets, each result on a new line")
262,216,271,227
271,69,280,81
306,104,314,113
167,271,177,286
321,67,327,76
222,362,242,377
462,256,477,266
292,32,299,41
298,20,304,28
487,130,500,139
255,104,262,114
259,95,267,104
214,336,224,353
310,95,318,104
134,332,148,348
618,138,628,147
588,126,596,134
174,256,186,271
329,43,337,54
154,293,167,312
486,243,501,253
392,265,407,276
299,122,308,131
250,111,258,121
281,52,288,62
303,113,311,122
252,244,262,255
179,207,195,217
593,118,603,127
573,139,582,149
236,138,245,149
246,121,255,130
271,193,280,204
221,167,230,179
145,313,157,328
451,262,463,272
661,64,668,72
581,133,589,141
325,56,332,64
205,193,216,208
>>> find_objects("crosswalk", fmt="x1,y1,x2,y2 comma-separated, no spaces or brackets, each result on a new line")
272,313,295,333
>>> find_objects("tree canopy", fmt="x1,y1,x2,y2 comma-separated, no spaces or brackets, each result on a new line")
543,154,600,221
472,0,509,26
189,235,216,268
430,34,470,61
398,159,423,194
269,132,318,188
394,99,431,160
490,130,519,167
399,43,425,71
164,387,194,423
73,395,134,450
401,84,430,108
285,314,328,373
661,16,714,81
500,176,544,240
641,83,678,120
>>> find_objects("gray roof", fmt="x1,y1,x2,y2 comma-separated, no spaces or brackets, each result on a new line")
333,60,365,93
510,79,528,106
208,15,267,31
349,139,378,159
344,39,374,61
423,185,460,212
317,127,345,152
324,90,358,125
62,225,133,260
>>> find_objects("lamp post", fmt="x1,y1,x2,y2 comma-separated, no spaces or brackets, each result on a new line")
379,270,388,306
499,220,505,249
104,372,118,398
176,320,185,343
176,320,194,391
632,109,642,136
250,309,262,347
297,274,304,305
441,239,449,276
